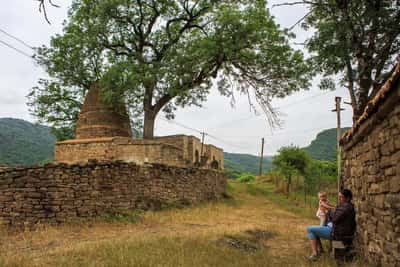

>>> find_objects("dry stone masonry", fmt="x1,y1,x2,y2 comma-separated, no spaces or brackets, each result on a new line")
55,135,224,170
341,62,400,267
55,83,224,170
0,161,227,227
0,82,227,228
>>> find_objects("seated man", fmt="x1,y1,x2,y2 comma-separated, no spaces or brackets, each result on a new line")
306,189,356,261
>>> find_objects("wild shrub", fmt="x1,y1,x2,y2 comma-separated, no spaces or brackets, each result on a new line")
237,173,256,183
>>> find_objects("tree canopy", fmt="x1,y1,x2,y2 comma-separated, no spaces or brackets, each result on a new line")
272,146,310,176
299,0,400,121
29,0,312,139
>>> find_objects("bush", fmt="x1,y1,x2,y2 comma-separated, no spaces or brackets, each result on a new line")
238,173,256,183
224,168,243,179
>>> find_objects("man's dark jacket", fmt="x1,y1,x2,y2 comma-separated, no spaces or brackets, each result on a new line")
328,202,356,243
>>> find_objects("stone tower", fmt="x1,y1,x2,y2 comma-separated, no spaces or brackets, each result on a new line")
75,83,132,139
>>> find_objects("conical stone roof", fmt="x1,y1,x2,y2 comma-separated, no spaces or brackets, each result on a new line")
75,83,132,139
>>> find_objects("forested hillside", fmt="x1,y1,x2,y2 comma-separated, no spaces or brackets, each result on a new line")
0,118,55,166
303,127,350,161
224,152,272,177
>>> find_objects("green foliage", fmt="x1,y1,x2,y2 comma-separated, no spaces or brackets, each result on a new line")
272,146,310,178
224,168,243,179
0,118,55,166
27,80,82,141
303,128,350,161
270,146,341,197
237,173,256,183
303,0,400,117
99,210,142,224
266,144,337,203
29,0,313,138
224,152,272,178
305,159,337,195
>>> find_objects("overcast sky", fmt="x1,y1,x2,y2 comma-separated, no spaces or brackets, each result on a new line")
0,0,353,156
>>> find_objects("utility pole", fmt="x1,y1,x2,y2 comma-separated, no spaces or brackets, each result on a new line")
259,137,264,176
332,97,344,204
200,132,206,163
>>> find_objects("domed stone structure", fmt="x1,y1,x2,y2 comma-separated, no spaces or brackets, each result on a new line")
54,83,224,170
75,83,132,139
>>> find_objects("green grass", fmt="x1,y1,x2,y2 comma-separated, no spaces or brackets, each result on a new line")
242,181,316,219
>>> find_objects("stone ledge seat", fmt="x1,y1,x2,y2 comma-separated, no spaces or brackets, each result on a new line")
331,235,356,264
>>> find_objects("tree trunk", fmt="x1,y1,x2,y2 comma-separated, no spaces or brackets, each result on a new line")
143,111,155,139
354,64,373,122
286,174,291,198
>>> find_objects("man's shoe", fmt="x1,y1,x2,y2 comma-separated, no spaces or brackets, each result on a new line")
308,254,320,261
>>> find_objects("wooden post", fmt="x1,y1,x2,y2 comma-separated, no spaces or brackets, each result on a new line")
332,97,344,204
259,137,264,176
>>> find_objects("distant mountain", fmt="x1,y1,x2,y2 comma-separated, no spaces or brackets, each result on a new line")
224,152,272,177
303,127,350,161
224,127,351,177
0,118,55,166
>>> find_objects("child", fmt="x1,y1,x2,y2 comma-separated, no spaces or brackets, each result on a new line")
316,191,334,226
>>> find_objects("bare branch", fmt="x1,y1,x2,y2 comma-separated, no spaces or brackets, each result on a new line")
37,0,60,24
160,4,211,60
272,1,316,8
288,10,312,31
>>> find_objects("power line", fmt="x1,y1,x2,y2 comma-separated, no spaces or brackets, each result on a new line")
217,120,353,139
212,90,337,128
276,90,335,109
159,116,202,134
157,107,352,151
158,115,249,150
0,28,34,50
206,133,250,150
0,39,33,59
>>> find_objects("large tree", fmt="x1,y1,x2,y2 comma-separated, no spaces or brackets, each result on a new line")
290,0,400,121
29,0,312,139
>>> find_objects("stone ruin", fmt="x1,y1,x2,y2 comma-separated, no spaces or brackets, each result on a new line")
341,61,400,266
55,83,224,170
0,83,227,228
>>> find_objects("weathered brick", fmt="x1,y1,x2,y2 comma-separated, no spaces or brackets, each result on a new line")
370,183,381,194
390,176,400,193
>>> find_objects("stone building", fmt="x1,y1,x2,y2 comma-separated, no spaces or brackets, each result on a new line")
55,83,224,170
340,62,400,266
0,83,227,227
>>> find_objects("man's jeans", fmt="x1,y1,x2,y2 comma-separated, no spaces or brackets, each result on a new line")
307,225,332,240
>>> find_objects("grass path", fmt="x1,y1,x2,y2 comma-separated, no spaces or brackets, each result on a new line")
0,181,362,267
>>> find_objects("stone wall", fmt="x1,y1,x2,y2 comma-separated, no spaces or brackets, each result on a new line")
55,135,224,170
55,137,186,167
341,71,400,266
0,161,227,228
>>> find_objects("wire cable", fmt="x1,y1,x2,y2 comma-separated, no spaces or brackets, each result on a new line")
158,115,256,150
0,39,33,59
276,90,335,109
159,116,203,134
212,90,338,128
0,28,34,50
